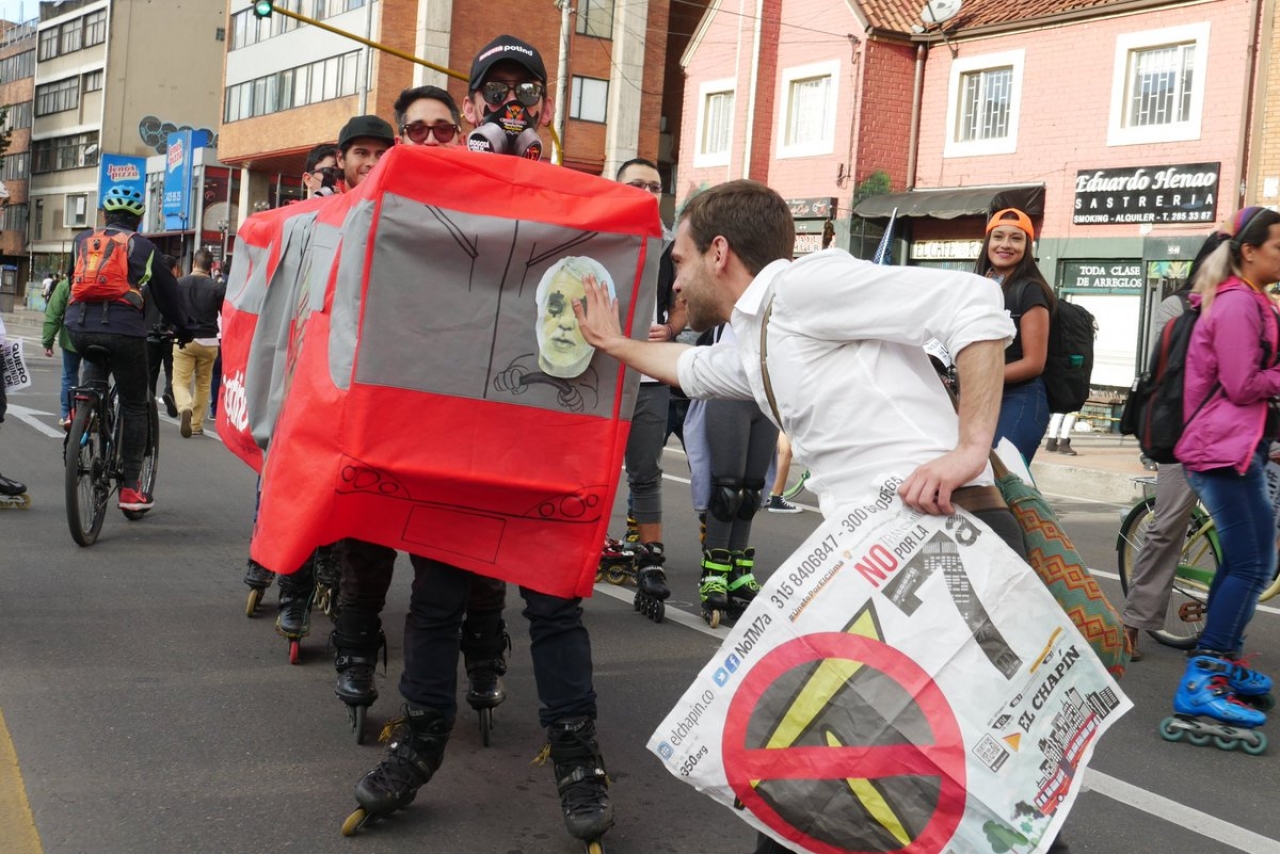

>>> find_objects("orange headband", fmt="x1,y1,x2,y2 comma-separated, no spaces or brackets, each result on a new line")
986,208,1035,240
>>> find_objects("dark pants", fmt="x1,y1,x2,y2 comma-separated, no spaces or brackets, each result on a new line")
69,331,149,483
209,347,222,417
398,555,594,726
145,337,173,402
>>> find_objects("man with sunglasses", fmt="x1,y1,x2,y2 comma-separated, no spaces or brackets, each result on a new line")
347,37,613,852
302,143,340,198
394,85,463,147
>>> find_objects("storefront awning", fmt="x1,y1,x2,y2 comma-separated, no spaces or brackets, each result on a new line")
854,184,1045,220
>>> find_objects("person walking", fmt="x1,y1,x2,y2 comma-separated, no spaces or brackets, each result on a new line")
171,249,224,438
41,270,79,428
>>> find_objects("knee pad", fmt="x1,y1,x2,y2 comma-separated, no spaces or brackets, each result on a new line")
709,477,744,523
737,479,765,521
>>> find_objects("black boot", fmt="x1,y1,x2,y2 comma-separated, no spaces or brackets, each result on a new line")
333,610,385,706
1045,437,1059,452
635,542,671,600
243,558,274,590
460,613,510,711
1058,438,1078,456
544,716,613,842
353,704,452,815
275,563,315,639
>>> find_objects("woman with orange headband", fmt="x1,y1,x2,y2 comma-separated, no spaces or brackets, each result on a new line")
974,208,1055,462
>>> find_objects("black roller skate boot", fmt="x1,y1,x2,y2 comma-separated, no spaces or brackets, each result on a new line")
342,704,453,836
540,716,613,850
460,613,511,746
727,547,762,618
0,472,30,509
311,544,341,617
700,548,732,628
333,611,386,743
275,562,316,665
633,542,670,623
243,558,274,617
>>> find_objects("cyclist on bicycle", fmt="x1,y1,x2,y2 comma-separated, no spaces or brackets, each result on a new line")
65,185,187,511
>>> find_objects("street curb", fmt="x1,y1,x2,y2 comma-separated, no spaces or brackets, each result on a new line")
1029,460,1147,506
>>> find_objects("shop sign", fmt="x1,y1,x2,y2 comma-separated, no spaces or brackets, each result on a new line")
787,197,836,219
1060,260,1142,291
910,240,983,261
1073,162,1218,225
794,233,823,255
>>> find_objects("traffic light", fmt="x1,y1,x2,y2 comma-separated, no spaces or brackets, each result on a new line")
252,1,273,18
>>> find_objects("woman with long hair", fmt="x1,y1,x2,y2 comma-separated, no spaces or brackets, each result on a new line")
974,208,1056,462
1168,206,1280,746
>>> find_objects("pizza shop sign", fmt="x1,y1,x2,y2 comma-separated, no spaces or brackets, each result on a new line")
1073,162,1219,225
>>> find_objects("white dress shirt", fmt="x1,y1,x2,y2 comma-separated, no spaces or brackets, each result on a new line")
676,249,1015,516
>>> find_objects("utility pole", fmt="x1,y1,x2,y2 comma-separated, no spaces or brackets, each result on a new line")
553,1,572,166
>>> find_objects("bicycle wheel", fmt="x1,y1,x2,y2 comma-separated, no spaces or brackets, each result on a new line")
123,401,160,521
1116,497,1217,649
65,401,109,546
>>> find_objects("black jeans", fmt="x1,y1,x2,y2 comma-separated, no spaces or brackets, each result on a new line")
145,337,173,401
69,331,149,484
399,556,595,727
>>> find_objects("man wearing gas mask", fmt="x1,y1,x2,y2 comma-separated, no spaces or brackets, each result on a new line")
463,34,552,160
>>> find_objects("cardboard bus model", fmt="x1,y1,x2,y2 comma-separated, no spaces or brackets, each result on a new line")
248,145,662,598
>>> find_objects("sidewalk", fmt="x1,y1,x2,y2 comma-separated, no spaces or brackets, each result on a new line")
4,300,1149,504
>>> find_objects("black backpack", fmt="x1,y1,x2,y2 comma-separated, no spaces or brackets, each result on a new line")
1044,298,1097,414
1118,297,1212,464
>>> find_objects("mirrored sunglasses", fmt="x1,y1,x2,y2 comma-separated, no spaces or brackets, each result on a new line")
480,80,544,107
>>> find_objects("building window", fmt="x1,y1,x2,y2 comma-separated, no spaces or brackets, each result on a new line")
569,76,608,123
84,70,103,92
64,193,89,229
777,61,838,158
37,27,57,60
32,198,43,241
59,19,83,54
35,78,80,117
224,51,361,122
694,79,734,167
2,202,26,232
3,101,32,131
576,0,613,38
84,9,107,47
3,151,29,181
1108,23,1209,146
944,49,1024,158
343,0,366,11
0,49,34,82
31,131,99,174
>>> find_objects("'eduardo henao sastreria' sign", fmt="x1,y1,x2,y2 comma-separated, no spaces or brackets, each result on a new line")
1073,162,1218,225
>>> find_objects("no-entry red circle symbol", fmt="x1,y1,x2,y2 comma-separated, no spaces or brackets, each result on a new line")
722,632,966,854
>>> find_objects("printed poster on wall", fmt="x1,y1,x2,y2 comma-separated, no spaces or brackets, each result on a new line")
649,478,1131,854
163,129,193,230
97,154,147,206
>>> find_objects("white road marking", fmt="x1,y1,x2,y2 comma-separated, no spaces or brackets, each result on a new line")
5,404,64,439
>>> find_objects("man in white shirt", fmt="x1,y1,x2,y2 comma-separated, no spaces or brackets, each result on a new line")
573,180,1073,854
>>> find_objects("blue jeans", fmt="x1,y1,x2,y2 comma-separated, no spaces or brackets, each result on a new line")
1186,448,1277,655
60,348,83,420
996,377,1050,463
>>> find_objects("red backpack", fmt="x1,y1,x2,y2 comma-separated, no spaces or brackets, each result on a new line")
71,229,141,308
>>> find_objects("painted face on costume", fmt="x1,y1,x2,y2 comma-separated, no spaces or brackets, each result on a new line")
671,219,721,333
987,224,1028,275
537,269,591,376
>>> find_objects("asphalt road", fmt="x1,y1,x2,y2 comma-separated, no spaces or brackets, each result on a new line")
1,355,1279,854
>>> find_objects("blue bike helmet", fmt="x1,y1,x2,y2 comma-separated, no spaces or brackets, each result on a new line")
102,185,145,217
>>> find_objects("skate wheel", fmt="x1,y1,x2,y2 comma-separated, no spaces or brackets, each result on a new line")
1242,731,1268,756
708,609,720,629
632,594,642,611
584,841,605,854
594,568,605,583
479,706,493,748
246,587,263,618
605,565,630,585
651,600,665,624
341,808,368,836
1158,718,1184,742
1213,735,1238,751
1186,731,1210,747
348,703,367,745
288,639,301,665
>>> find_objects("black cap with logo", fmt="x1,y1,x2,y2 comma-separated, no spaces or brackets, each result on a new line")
468,35,547,91
337,115,396,151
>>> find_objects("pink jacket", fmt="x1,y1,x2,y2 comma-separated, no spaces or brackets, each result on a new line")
1175,277,1280,473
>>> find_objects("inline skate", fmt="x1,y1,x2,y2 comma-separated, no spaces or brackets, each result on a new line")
538,716,612,853
333,611,386,744
699,549,733,628
597,538,642,585
726,547,761,618
243,558,274,617
0,472,29,509
1159,655,1269,754
461,615,511,747
275,565,316,665
632,542,669,623
341,705,452,836
312,544,341,617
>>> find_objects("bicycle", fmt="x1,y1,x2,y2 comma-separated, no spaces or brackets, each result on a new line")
1115,476,1280,649
64,345,159,546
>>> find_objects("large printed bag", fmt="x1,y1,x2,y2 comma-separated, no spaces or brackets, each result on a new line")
650,483,1131,854
991,455,1130,678
251,145,663,597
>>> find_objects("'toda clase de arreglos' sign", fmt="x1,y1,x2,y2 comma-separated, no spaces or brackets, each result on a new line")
1060,260,1143,292
1073,162,1219,225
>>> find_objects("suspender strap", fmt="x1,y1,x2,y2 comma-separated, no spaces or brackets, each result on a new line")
759,294,783,426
